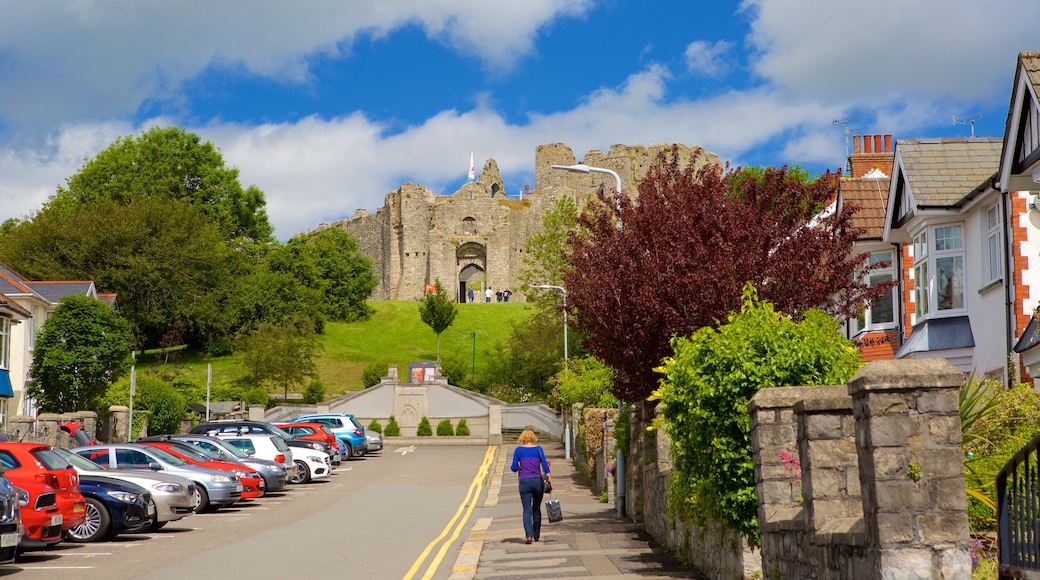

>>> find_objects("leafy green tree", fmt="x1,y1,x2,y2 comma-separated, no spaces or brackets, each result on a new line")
384,415,401,436
653,284,862,545
29,295,134,412
56,126,273,243
362,362,389,388
302,380,326,404
137,377,187,435
269,228,377,322
418,280,457,364
366,419,383,434
236,315,322,401
549,355,617,408
478,311,566,396
521,194,580,297
223,259,326,338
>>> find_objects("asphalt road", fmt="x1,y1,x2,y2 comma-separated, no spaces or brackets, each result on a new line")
5,444,494,580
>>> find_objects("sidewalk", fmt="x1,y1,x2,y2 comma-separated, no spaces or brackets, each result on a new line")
449,442,702,579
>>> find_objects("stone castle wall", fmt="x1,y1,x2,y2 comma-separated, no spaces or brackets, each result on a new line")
325,143,719,302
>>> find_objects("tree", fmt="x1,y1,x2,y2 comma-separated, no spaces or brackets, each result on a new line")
56,126,273,243
268,228,377,322
28,295,133,412
653,284,862,545
549,355,617,409
418,280,457,364
564,148,888,401
236,315,322,401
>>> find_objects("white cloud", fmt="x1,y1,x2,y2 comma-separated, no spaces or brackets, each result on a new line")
684,40,733,77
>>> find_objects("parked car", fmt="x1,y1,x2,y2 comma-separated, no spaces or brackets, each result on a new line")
14,481,63,549
190,420,337,465
215,432,327,484
365,430,383,453
290,414,369,460
0,476,19,564
212,434,295,481
0,443,87,538
135,439,265,499
72,444,242,512
274,422,342,466
65,475,153,543
162,434,288,493
51,446,195,531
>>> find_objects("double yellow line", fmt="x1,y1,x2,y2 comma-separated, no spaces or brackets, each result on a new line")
402,445,497,580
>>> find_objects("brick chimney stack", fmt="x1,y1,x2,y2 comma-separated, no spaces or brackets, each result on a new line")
849,134,894,178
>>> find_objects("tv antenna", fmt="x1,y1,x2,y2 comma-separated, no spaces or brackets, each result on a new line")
952,113,983,138
833,115,867,170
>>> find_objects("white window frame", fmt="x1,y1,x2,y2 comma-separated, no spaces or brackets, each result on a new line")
0,317,8,369
912,223,966,321
982,205,1002,286
855,250,897,333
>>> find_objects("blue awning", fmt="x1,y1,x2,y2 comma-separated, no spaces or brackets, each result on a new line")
0,370,13,398
895,316,974,359
1014,313,1039,353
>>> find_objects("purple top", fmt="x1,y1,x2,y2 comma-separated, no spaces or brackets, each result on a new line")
511,445,549,480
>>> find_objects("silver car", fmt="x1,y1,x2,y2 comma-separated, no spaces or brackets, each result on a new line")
53,447,195,530
164,435,289,492
71,444,242,512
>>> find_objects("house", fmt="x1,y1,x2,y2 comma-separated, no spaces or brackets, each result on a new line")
0,292,30,424
0,262,103,419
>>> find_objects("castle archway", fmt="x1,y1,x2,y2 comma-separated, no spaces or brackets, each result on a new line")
457,242,486,303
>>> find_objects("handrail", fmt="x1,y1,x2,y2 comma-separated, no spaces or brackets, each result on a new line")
997,431,1040,579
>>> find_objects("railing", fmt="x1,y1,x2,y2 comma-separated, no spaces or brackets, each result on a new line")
998,431,1040,579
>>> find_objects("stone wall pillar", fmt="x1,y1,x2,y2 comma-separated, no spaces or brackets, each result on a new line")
488,404,502,445
7,415,34,442
109,405,129,443
248,404,266,421
849,359,970,578
37,413,60,446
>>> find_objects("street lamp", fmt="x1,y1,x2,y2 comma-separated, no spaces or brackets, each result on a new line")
531,283,570,460
550,163,623,222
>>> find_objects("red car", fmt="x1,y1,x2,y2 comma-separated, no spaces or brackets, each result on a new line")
14,480,63,549
135,440,266,499
275,423,339,456
0,443,86,547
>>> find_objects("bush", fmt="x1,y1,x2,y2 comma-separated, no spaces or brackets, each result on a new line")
436,419,454,436
137,377,187,435
384,415,401,436
367,419,383,434
417,416,432,437
362,362,389,388
456,418,470,436
440,354,469,388
302,379,325,404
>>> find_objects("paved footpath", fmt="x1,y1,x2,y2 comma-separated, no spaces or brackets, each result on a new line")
449,442,703,580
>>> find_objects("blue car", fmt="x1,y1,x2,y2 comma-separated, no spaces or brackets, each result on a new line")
291,414,369,460
64,475,153,543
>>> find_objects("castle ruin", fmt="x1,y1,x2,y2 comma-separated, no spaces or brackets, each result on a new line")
324,143,719,302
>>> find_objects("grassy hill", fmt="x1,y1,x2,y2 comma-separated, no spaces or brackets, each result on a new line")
137,300,537,396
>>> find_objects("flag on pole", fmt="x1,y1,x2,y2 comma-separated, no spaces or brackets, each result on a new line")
468,152,475,181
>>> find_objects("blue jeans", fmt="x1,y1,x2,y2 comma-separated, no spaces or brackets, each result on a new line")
518,477,544,540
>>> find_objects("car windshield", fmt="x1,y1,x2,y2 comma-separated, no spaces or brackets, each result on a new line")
52,447,105,472
143,446,188,466
168,443,215,462
200,439,249,459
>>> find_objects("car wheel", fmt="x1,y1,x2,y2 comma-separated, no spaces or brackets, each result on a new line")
65,497,110,543
290,460,311,484
342,443,353,461
193,485,210,513
149,520,167,531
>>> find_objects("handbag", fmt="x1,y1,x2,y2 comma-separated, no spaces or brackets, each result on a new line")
545,494,563,522
541,474,552,493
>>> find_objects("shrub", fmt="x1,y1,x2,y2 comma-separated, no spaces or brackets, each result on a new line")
456,418,470,436
417,416,432,437
302,379,325,404
436,419,454,436
362,362,389,388
384,415,401,436
137,377,187,435
367,419,383,434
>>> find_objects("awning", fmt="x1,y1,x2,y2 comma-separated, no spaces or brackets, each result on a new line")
1013,313,1040,353
894,316,974,359
0,370,13,398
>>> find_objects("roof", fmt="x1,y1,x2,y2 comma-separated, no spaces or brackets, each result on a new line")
998,52,1040,191
894,138,1003,207
840,173,891,239
24,281,96,303
1013,313,1040,354
0,293,30,320
0,262,34,296
894,316,974,359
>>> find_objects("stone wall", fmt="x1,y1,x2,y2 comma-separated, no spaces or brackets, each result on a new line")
748,359,970,579
324,143,720,302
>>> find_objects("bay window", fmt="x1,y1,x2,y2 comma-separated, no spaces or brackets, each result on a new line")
913,224,965,319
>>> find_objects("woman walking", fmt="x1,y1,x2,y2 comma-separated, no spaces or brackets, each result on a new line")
510,429,552,544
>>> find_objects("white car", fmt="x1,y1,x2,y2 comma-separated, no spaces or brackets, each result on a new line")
214,434,306,483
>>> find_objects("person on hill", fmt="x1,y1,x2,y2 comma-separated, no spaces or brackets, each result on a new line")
510,429,551,544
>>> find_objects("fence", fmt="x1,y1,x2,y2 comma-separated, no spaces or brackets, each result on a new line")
998,431,1040,579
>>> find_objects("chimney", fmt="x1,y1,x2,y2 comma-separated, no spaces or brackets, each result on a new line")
848,134,894,179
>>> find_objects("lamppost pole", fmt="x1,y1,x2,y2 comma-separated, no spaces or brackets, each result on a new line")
550,163,623,223
530,283,569,459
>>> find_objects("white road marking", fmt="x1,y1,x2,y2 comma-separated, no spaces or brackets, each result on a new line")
395,446,417,456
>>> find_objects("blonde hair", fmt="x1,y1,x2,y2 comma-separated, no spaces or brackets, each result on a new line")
517,429,538,445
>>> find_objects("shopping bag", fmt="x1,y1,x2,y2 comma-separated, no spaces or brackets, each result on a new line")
541,474,552,493
545,495,563,522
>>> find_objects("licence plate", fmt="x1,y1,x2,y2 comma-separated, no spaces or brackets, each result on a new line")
0,533,16,548
50,514,62,526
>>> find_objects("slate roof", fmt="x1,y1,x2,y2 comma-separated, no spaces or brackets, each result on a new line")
841,172,890,239
23,281,95,303
0,263,34,296
895,138,1003,207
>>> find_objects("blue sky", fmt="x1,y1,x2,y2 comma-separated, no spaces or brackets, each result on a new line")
1,1,1037,240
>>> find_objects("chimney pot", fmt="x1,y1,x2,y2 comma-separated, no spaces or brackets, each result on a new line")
853,135,862,155
884,134,892,152
873,135,882,154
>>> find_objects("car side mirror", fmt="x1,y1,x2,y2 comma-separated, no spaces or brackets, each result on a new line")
148,462,162,471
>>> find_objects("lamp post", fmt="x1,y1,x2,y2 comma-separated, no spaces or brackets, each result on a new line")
530,283,569,459
550,163,623,222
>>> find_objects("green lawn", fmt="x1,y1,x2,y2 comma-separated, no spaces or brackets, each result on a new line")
136,300,536,396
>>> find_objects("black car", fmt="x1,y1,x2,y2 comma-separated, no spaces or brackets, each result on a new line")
64,475,153,543
189,420,336,464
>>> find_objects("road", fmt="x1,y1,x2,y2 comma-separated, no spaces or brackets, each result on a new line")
6,444,495,580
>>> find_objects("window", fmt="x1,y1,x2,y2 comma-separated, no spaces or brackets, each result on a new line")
913,224,965,320
855,251,896,332
0,318,8,369
982,205,1002,285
